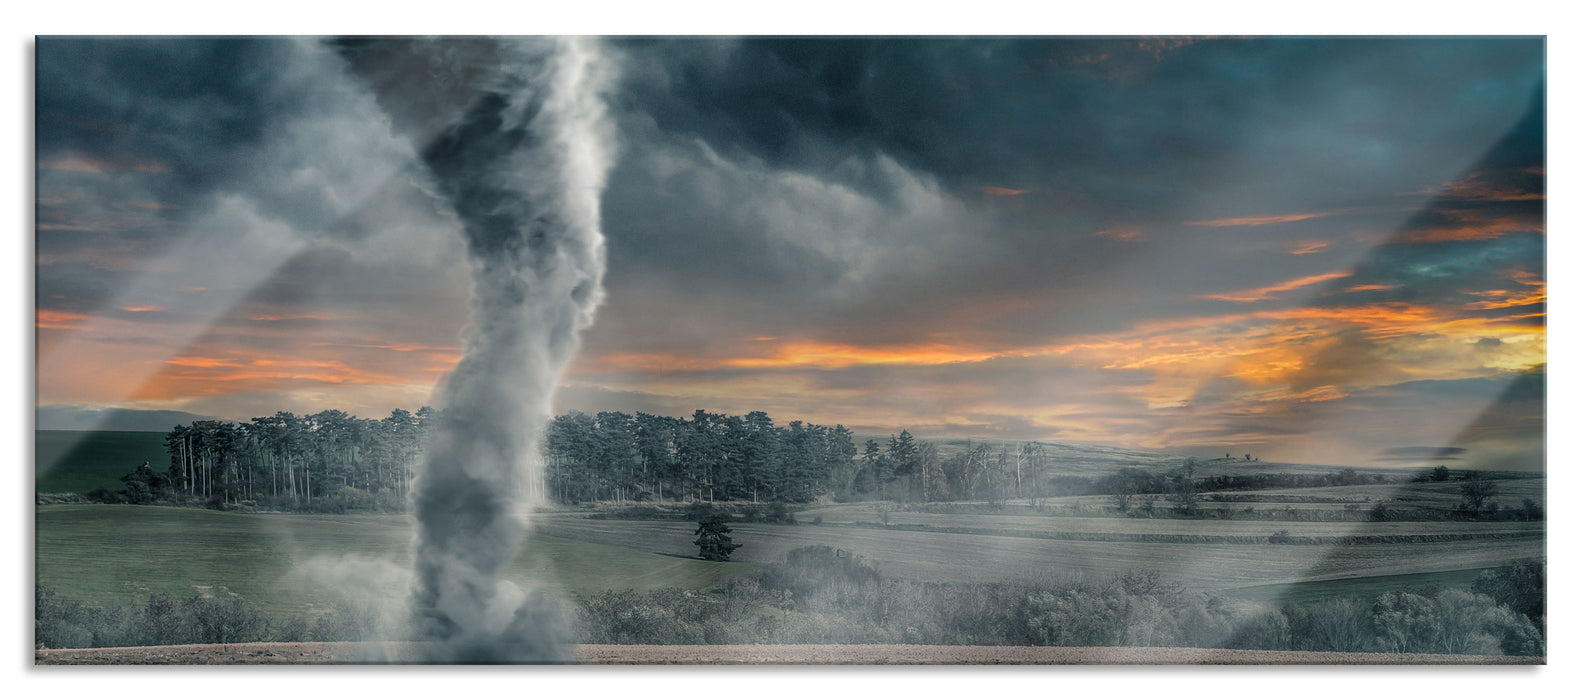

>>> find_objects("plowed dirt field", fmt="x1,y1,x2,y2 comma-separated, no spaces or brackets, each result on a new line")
34,642,1542,665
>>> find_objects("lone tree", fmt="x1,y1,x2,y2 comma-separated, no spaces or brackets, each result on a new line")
694,514,742,561
1460,472,1499,512
1168,458,1200,515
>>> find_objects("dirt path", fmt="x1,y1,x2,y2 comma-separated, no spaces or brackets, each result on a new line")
34,642,1542,665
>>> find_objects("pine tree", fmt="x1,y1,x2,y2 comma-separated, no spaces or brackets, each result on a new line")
693,514,741,561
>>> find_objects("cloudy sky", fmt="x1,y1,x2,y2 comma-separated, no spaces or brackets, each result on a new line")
34,36,1545,469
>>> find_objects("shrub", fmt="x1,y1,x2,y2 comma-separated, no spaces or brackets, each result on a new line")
1472,559,1545,627
756,546,882,607
1118,595,1180,647
1228,610,1292,650
306,602,378,642
1023,589,1123,647
683,502,724,522
85,487,125,504
35,587,93,649
766,500,797,525
1371,588,1542,656
577,589,705,644
122,480,153,505
1288,598,1374,652
184,596,270,644
140,593,184,645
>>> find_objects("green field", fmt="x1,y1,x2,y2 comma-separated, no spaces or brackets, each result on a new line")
1225,568,1496,606
529,514,1540,595
34,429,1545,627
796,503,1545,540
35,505,755,619
38,503,1541,622
36,430,168,494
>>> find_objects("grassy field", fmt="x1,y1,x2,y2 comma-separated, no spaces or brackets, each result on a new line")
36,430,168,494
1225,568,1495,606
38,500,1542,623
530,514,1541,596
33,429,1544,627
35,505,755,619
796,503,1545,540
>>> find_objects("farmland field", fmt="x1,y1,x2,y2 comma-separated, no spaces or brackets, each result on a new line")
37,500,1542,622
1203,480,1547,509
35,505,754,618
34,429,1545,635
35,430,168,494
530,515,1540,593
792,503,1544,541
1227,568,1497,606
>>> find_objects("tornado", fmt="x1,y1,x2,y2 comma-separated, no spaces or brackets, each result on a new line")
332,37,612,662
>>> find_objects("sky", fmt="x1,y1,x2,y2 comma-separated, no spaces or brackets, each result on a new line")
33,36,1546,469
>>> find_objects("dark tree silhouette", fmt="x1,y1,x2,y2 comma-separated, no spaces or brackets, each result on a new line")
1460,472,1499,511
694,514,741,561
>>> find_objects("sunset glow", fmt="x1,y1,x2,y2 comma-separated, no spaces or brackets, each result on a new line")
34,36,1545,470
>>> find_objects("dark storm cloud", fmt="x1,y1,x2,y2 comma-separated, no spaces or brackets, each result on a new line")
1313,83,1543,302
35,261,131,313
611,38,1541,204
1343,235,1542,292
37,39,287,221
36,38,474,373
591,37,1545,358
36,38,455,311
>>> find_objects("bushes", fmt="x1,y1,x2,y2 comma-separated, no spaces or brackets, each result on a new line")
85,487,125,504
1371,589,1543,656
1227,610,1292,651
35,588,95,649
35,588,276,649
570,551,1546,657
184,596,270,644
1472,558,1544,627
755,545,882,608
572,549,1262,651
39,554,1548,657
1289,598,1375,652
577,589,708,644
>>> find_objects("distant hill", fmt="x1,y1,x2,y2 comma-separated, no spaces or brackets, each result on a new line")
36,406,213,433
35,430,170,494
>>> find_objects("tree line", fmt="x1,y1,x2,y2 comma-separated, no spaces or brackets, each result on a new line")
146,406,1055,510
142,403,1079,510
543,410,858,504
151,408,435,511
129,408,1541,517
544,412,1074,506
